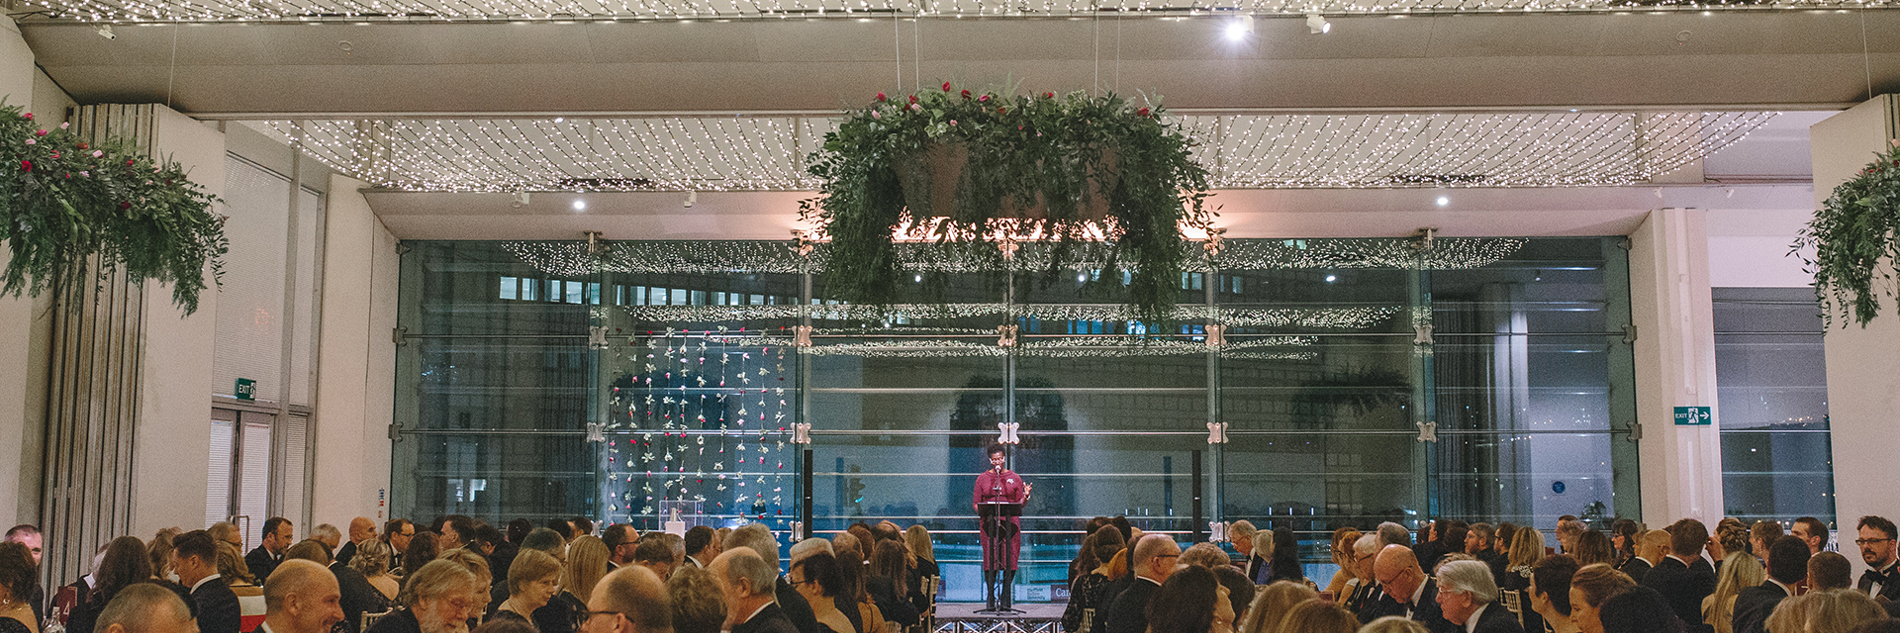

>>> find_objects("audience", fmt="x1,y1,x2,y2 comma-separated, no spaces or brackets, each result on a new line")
788,552,850,633
1346,533,1384,621
1371,545,1451,630
250,519,295,582
1793,517,1830,555
1813,552,1856,591
1062,525,1125,633
1643,519,1716,628
1857,516,1900,602
1359,616,1430,633
712,549,793,633
1749,521,1783,566
1529,554,1581,633
348,539,399,601
1598,586,1683,633
1734,535,1811,633
1145,566,1226,633
1620,529,1668,585
1572,531,1614,568
1228,521,1263,582
1567,564,1636,633
1237,580,1314,633
491,550,559,624
1266,528,1303,586
69,536,155,633
1608,520,1639,570
0,542,37,633
96,584,197,633
665,566,723,633
1435,559,1521,633
1209,567,1252,628
262,560,347,633
681,527,717,571
865,541,917,626
174,530,242,633
1703,552,1763,633
1101,534,1179,633
1768,590,1886,633
1277,600,1356,633
580,566,669,633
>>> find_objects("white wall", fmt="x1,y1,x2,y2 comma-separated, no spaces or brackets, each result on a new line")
131,107,226,537
311,174,397,527
1810,96,1900,577
1628,208,1726,527
1706,208,1819,289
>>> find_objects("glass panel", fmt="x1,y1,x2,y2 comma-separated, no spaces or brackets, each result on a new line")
1713,288,1834,524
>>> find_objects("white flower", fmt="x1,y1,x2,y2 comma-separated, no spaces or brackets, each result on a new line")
58,122,68,129
91,150,102,158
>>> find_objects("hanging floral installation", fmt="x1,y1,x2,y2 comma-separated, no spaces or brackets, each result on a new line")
0,104,227,314
1799,139,1900,327
799,84,1216,323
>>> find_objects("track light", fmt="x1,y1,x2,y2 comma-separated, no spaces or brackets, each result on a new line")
96,24,115,39
1305,13,1330,34
1225,15,1253,42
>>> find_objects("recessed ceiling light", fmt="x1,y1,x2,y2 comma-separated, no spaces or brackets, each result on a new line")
1225,15,1253,42
1436,196,1449,207
1325,274,1338,283
572,199,587,211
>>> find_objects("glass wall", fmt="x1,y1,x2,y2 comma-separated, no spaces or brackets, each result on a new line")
1712,288,1834,526
392,237,1640,598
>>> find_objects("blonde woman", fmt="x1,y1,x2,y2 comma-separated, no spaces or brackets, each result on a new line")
544,536,608,633
1500,528,1546,595
495,550,562,624
903,525,939,615
1764,589,1886,633
1234,581,1315,633
1358,616,1429,633
1324,528,1361,605
1272,600,1355,633
1701,552,1762,633
351,538,401,601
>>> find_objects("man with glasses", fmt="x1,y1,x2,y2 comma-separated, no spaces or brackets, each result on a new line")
1372,545,1453,631
1350,534,1395,624
384,520,416,572
709,549,793,633
580,566,672,633
1102,534,1180,633
1855,515,1900,601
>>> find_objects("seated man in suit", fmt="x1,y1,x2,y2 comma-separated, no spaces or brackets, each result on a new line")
173,530,242,633
248,518,294,583
1640,519,1716,630
255,560,344,633
710,549,792,633
1102,534,1182,633
1732,535,1810,633
1435,560,1523,633
1618,530,1668,585
580,565,671,633
95,583,198,633
1373,545,1456,633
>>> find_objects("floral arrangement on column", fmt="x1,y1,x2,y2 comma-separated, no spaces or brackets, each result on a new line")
798,83,1214,323
1799,139,1900,327
0,104,227,314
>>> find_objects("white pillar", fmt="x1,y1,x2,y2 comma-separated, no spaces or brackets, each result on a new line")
0,16,45,528
311,175,398,527
1628,208,1725,526
1810,96,1900,574
131,107,225,537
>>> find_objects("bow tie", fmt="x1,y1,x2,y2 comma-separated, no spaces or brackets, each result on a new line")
1865,568,1893,585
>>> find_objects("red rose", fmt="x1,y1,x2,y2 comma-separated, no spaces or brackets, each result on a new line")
126,159,135,166
876,92,886,101
1044,92,1055,98
961,89,971,99
909,95,918,104
50,152,58,159
979,94,990,102
942,81,952,91
21,112,31,120
1137,107,1150,117
998,107,1007,114
77,142,87,150
18,160,28,172
119,201,131,209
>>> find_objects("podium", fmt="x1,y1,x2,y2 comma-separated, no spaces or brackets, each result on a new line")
977,501,1024,614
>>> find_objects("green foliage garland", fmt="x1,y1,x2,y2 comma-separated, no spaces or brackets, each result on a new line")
0,104,227,314
1798,139,1900,327
799,83,1214,323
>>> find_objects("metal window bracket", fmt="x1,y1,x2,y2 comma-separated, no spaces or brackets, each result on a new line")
392,326,408,346
1623,324,1638,344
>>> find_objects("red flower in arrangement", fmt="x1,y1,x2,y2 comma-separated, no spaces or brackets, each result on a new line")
50,152,59,159
909,95,919,104
21,112,31,120
77,143,88,150
942,82,952,92
1044,92,1055,98
18,160,29,172
1137,107,1151,117
876,92,887,101
961,89,971,99
119,201,131,209
998,107,1007,115
126,159,136,166
35,129,46,136
978,94,990,102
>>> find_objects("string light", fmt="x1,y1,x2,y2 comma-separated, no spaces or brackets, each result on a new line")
264,112,1773,193
23,0,1883,23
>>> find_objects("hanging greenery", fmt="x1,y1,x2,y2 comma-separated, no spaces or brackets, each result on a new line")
798,83,1214,323
0,104,227,315
1798,139,1900,328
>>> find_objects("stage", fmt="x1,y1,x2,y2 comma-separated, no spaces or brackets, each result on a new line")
932,602,1066,633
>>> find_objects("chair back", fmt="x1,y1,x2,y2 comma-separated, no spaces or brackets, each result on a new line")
362,609,395,632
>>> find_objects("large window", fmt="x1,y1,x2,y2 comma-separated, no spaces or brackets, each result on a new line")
1713,288,1834,526
393,237,1638,598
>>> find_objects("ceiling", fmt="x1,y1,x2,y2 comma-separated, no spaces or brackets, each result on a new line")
21,10,1900,115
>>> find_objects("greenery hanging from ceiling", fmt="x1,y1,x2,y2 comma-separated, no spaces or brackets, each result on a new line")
0,104,227,314
798,83,1215,323
1799,139,1900,328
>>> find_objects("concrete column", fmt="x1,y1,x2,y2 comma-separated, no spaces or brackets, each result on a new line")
311,175,397,526
1628,208,1725,526
131,107,225,537
1810,96,1900,574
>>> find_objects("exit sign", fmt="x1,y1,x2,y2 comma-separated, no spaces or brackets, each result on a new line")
1673,406,1711,426
235,378,257,401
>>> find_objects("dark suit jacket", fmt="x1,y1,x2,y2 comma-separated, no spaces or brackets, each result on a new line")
532,591,582,633
246,546,281,581
335,566,392,633
1468,602,1525,633
362,608,420,633
773,576,820,633
1617,557,1654,585
732,604,800,633
1857,562,1900,602
1478,550,1509,583
335,541,359,568
192,579,244,633
1091,576,1134,633
1102,577,1161,633
1730,581,1790,633
1356,586,1403,625
865,576,918,626
1396,578,1457,633
1642,557,1715,629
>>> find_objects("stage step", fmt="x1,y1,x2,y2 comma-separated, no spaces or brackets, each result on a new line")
931,602,1067,633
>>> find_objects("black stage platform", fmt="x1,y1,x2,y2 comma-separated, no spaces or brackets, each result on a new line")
932,602,1066,633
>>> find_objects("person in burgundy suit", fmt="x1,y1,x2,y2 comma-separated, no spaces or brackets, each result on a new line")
973,444,1031,613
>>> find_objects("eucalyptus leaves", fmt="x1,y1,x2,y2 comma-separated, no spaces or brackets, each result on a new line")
1799,139,1900,327
0,104,227,314
798,83,1214,323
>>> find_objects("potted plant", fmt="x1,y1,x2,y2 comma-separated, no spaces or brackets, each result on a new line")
799,83,1214,323
1799,139,1900,327
0,104,227,314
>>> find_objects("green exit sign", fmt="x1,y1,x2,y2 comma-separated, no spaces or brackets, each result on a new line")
235,378,257,401
1673,406,1711,426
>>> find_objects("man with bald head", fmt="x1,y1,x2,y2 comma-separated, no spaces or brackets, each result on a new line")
581,566,674,633
1101,534,1181,633
255,559,344,633
98,583,200,633
1373,545,1454,632
335,518,377,568
709,549,795,633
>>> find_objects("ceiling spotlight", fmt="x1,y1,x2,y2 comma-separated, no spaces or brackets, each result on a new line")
1325,274,1338,283
554,116,564,123
1435,195,1449,207
96,24,115,39
1305,13,1330,34
1225,14,1253,42
571,199,587,211
511,191,531,208
684,191,698,208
